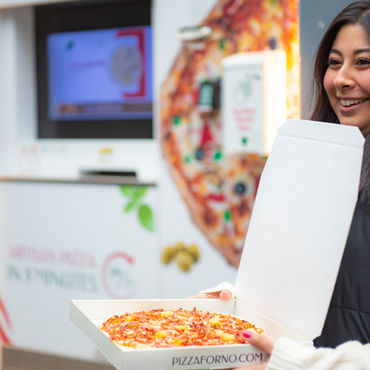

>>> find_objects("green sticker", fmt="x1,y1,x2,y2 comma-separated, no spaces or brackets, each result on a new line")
138,204,154,232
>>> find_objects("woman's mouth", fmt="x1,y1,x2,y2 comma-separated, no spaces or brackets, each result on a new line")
339,98,368,107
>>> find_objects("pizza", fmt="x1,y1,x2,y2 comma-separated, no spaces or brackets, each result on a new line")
110,44,142,86
160,0,299,267
101,307,264,348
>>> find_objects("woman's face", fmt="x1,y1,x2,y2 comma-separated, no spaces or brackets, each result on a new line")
324,23,370,136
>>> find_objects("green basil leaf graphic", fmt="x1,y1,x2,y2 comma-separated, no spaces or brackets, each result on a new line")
124,200,137,213
132,186,147,201
120,185,136,198
138,204,154,232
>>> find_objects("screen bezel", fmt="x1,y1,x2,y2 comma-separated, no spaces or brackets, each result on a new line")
35,0,153,139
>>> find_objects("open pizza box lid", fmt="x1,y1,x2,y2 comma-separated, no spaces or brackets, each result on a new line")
70,119,364,369
234,119,364,341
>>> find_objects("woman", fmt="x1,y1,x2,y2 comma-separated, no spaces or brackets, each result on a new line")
311,0,370,349
203,1,370,368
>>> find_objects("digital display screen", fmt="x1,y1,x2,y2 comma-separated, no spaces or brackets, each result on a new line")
47,26,152,122
36,0,152,139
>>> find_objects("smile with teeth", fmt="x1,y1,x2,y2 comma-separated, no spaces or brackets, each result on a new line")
340,98,368,107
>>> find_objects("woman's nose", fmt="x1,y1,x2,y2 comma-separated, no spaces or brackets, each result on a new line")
333,65,355,89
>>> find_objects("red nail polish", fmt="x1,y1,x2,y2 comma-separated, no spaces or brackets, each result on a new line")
243,330,252,338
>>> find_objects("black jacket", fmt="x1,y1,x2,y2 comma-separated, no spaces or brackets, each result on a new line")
314,135,370,348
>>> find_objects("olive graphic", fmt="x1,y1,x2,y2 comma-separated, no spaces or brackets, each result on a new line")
174,241,187,253
161,246,176,265
188,244,200,262
176,250,193,272
160,242,201,272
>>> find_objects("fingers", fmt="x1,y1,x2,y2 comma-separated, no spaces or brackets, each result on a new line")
188,290,232,300
229,364,267,370
242,330,275,355
248,365,267,370
220,290,232,301
188,292,219,299
243,364,266,370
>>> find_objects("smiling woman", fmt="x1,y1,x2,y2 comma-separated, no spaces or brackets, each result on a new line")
310,2,370,350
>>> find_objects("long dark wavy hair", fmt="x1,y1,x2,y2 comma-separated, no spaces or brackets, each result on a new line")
310,1,370,123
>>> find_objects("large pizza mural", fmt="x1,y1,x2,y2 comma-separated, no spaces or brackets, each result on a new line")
160,0,300,267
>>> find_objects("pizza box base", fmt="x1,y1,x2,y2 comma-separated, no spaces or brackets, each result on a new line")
70,298,304,370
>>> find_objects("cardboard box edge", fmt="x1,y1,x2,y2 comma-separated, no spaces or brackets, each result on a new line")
70,300,122,369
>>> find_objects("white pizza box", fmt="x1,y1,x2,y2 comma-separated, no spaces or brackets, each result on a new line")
70,298,269,369
70,119,364,369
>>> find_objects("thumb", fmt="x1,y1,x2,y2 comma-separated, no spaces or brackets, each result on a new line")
242,330,275,355
219,289,232,301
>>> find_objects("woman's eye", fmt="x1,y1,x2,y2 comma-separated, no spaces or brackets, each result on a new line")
327,59,341,67
356,58,370,66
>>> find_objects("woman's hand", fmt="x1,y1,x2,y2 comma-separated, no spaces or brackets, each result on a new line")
188,289,232,301
230,330,275,370
189,289,275,369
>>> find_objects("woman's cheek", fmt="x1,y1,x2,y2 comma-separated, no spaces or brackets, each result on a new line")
359,75,370,95
323,70,334,95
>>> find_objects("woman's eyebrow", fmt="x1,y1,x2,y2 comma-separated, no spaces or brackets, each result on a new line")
328,48,370,56
328,49,341,56
354,48,370,54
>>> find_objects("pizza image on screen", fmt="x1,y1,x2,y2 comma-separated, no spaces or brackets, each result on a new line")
160,0,299,267
110,44,142,87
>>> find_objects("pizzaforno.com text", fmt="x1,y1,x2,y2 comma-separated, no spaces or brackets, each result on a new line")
171,352,264,367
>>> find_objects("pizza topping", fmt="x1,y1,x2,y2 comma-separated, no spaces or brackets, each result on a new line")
203,208,219,226
236,199,251,217
173,116,181,126
195,147,205,161
214,150,223,161
234,182,247,195
208,193,225,202
268,37,277,50
101,308,263,348
200,122,214,147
